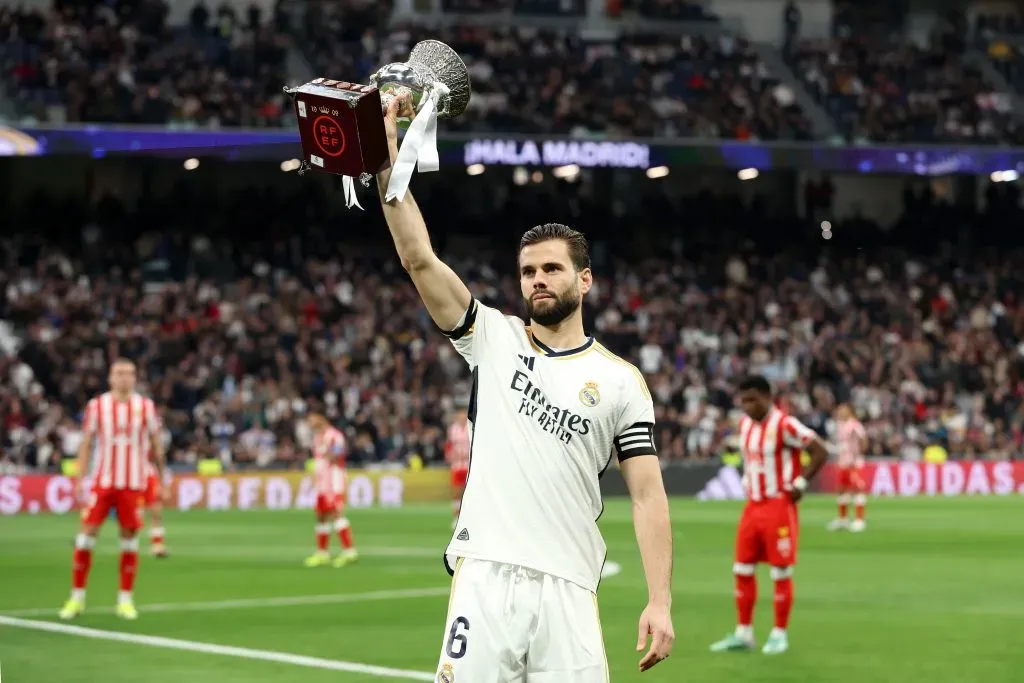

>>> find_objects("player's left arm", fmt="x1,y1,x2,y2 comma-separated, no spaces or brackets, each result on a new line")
146,400,166,479
615,373,674,672
783,416,828,501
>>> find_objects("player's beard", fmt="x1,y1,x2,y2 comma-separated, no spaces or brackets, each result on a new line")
524,282,581,327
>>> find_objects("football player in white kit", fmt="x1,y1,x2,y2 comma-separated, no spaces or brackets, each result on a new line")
376,96,675,681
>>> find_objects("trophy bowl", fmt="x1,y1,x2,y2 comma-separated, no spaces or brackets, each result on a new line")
370,40,472,129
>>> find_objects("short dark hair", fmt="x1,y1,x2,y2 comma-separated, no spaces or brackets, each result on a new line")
737,375,772,395
519,223,591,272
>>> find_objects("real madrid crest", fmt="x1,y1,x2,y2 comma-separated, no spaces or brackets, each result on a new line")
437,662,455,683
578,381,601,407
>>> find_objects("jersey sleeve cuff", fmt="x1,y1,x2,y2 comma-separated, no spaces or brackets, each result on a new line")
442,300,478,340
614,422,657,461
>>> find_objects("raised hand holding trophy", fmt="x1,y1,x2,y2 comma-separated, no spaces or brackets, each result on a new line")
284,40,471,210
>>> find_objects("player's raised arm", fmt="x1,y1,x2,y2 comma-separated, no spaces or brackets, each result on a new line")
376,96,472,333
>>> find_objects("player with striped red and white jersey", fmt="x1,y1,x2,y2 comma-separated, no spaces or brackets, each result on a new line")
829,404,868,532
445,404,471,530
304,412,358,568
710,375,828,656
60,358,165,621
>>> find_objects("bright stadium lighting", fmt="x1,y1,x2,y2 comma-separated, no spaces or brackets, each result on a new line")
820,220,832,231
513,167,529,186
552,164,580,180
737,168,759,181
990,170,1019,183
183,158,199,171
531,171,543,184
646,166,669,179
467,163,485,176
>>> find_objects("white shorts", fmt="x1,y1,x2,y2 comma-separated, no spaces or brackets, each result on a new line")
435,558,608,683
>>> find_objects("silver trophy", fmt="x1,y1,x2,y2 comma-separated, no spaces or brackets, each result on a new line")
372,39,472,128
336,40,471,208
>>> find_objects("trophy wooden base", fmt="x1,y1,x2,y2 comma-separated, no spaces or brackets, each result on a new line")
285,79,390,179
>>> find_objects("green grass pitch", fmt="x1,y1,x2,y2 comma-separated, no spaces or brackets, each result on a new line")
1,496,1022,683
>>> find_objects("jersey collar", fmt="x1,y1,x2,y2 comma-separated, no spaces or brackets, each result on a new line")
528,331,595,358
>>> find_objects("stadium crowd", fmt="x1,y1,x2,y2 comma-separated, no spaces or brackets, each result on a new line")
0,0,292,126
789,7,1022,144
309,22,813,140
2,0,807,140
1,178,1023,474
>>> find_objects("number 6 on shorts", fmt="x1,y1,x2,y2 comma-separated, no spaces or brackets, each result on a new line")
445,616,469,658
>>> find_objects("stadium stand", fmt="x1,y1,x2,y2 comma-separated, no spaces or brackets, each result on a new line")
617,0,719,22
305,23,812,139
0,0,1022,473
439,0,585,16
2,0,808,139
0,0,292,126
785,24,1022,144
2,173,1023,474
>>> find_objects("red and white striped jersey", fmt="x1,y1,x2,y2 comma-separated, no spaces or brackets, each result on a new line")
739,407,817,502
446,420,471,471
83,392,161,491
836,417,866,467
313,427,346,494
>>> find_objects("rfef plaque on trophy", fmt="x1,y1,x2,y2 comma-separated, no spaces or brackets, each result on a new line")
286,79,390,178
284,40,472,210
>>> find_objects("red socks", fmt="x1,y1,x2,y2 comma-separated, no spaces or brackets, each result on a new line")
771,567,794,630
119,538,139,593
316,520,355,552
734,566,794,632
69,534,140,601
72,534,95,592
336,518,354,550
735,572,756,627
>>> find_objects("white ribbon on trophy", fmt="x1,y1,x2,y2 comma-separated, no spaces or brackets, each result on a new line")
339,81,449,211
341,175,364,210
385,81,449,204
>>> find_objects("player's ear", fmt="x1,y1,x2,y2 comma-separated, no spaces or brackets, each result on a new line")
578,267,593,295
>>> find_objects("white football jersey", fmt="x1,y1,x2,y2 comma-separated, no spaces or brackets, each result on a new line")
444,300,657,593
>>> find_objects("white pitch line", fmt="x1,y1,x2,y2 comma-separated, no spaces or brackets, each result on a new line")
0,616,434,681
0,586,450,618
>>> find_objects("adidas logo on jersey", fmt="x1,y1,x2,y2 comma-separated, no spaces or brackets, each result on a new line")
456,528,470,541
517,354,536,371
697,466,746,501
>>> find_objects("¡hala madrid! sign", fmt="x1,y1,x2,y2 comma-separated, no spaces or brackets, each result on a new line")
463,138,652,169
